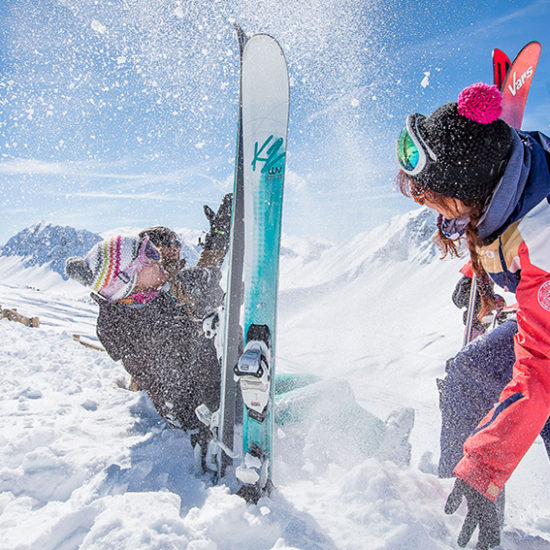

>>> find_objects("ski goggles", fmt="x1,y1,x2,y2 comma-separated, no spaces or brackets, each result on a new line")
135,237,162,265
396,114,437,176
99,237,161,301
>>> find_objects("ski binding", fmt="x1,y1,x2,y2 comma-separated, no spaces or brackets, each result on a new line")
194,404,239,474
234,340,271,421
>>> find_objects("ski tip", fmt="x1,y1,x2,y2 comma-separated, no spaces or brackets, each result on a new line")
492,48,511,65
230,21,248,54
231,21,247,38
245,32,284,50
515,40,542,62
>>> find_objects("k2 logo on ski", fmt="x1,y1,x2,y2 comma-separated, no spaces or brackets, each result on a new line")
252,135,286,179
507,66,534,96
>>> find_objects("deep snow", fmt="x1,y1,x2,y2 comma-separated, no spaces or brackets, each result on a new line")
1,210,550,550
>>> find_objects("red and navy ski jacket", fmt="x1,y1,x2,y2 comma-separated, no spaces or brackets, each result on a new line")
454,130,550,501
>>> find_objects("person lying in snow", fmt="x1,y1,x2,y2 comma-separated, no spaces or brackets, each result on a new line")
65,194,232,432
395,82,550,549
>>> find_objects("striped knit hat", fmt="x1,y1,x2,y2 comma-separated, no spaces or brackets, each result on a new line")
65,236,141,301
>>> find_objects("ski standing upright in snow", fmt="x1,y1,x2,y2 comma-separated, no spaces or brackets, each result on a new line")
492,48,511,91
232,33,290,502
195,28,289,502
499,41,541,129
194,25,248,478
216,23,248,480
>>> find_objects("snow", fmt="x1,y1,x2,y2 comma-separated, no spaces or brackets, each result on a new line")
421,72,430,89
1,210,550,549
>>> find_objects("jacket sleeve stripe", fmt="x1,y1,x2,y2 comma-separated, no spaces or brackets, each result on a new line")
472,392,524,435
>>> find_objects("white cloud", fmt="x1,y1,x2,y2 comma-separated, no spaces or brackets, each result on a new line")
286,170,307,192
0,159,67,175
0,158,182,184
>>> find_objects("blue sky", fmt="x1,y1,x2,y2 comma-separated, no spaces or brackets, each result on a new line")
0,0,549,244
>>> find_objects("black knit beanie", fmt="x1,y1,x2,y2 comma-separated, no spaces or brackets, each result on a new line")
412,83,514,201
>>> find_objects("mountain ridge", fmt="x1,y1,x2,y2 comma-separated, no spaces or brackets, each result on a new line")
0,208,439,287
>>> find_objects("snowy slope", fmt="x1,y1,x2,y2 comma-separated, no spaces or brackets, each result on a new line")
1,210,550,550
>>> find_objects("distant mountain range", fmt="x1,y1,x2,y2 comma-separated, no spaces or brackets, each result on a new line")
0,223,102,280
0,222,202,280
0,209,439,283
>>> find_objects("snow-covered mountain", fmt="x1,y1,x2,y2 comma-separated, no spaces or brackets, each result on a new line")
0,222,102,280
0,222,203,286
0,208,438,291
1,209,549,550
279,208,438,293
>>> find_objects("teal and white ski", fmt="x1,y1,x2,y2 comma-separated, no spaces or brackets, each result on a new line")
233,33,289,502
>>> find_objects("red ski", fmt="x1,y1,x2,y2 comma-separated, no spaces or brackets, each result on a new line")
492,48,511,90
500,41,542,128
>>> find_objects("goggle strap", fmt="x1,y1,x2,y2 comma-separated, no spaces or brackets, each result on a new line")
117,271,131,284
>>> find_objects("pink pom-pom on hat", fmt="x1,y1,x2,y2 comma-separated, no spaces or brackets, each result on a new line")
457,82,503,124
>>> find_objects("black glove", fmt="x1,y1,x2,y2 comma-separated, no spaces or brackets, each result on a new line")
445,478,500,550
452,276,485,330
201,193,232,253
452,276,475,310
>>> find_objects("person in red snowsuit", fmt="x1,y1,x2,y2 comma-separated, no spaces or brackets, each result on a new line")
395,82,550,549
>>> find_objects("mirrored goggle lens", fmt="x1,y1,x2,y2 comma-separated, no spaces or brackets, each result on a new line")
397,127,420,172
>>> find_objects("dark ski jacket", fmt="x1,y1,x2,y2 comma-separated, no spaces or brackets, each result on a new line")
92,274,222,430
454,130,550,501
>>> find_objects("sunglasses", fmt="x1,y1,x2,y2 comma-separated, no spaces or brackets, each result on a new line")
396,114,437,176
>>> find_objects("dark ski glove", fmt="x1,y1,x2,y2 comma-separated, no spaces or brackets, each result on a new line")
201,193,233,254
452,275,476,310
445,478,500,550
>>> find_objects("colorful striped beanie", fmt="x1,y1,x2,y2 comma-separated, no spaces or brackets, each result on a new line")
65,235,141,301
